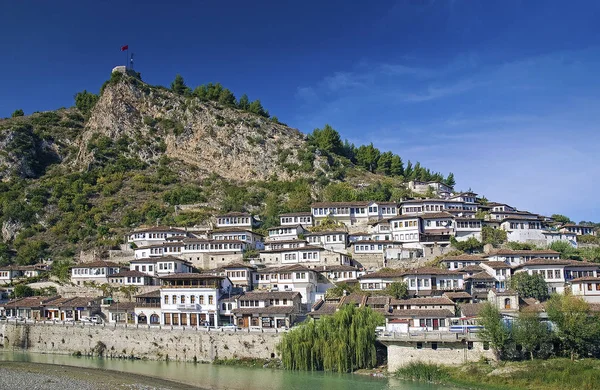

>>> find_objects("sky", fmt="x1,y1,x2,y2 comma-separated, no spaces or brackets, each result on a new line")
1,1,599,222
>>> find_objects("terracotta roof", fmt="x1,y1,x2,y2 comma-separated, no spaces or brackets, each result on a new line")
312,201,371,208
458,265,485,273
339,293,369,306
135,289,161,298
401,199,446,204
569,276,600,283
460,303,485,317
233,306,298,315
129,256,189,264
482,261,512,269
256,264,312,273
72,260,121,268
366,296,391,305
352,240,400,245
304,230,347,236
443,291,472,299
465,271,495,280
216,212,252,218
264,239,308,245
130,226,186,234
279,212,312,217
419,212,454,219
309,302,338,316
486,249,560,257
159,273,225,280
4,296,61,308
107,302,136,311
388,309,455,318
259,245,324,254
358,270,405,279
441,255,486,262
57,297,99,308
267,224,306,231
239,291,301,300
390,297,455,306
109,270,149,278
515,258,599,269
219,262,256,270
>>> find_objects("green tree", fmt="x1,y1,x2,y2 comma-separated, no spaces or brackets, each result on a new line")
551,214,572,224
376,151,393,176
325,282,361,298
355,143,380,173
513,309,551,360
550,241,577,258
11,109,24,117
390,155,404,176
277,305,384,372
477,302,511,360
170,74,189,95
450,236,483,253
248,99,268,117
482,226,507,246
49,259,74,282
383,282,409,299
509,272,550,301
16,240,48,265
119,285,139,302
237,94,250,110
307,124,344,155
546,294,598,360
445,172,456,187
218,88,236,106
74,90,99,116
322,182,356,202
13,284,35,298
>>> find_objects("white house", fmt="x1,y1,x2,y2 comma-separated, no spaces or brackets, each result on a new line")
231,291,303,329
129,256,193,277
440,254,487,271
408,180,454,197
311,201,397,227
214,212,258,229
543,231,578,248
266,224,309,241
159,274,232,327
108,270,154,286
134,242,184,259
279,212,314,227
500,217,546,244
305,230,348,251
219,263,256,291
263,239,308,251
259,245,351,267
254,265,318,306
484,249,560,266
448,192,478,209
570,277,600,303
209,228,264,249
388,215,421,247
513,258,599,294
479,262,512,291
71,261,123,285
358,267,464,296
454,218,483,241
560,224,596,236
134,289,162,325
127,226,188,248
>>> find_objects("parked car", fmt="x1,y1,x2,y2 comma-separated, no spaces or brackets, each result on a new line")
0,315,6,320
63,317,76,322
221,323,238,331
89,316,103,324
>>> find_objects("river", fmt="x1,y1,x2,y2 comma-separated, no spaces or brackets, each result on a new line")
0,351,450,390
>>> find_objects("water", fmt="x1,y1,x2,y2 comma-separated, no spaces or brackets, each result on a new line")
0,351,448,390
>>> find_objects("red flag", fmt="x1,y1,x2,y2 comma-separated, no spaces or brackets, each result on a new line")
121,45,129,51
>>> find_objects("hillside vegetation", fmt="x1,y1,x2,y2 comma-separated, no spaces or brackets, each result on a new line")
0,71,452,266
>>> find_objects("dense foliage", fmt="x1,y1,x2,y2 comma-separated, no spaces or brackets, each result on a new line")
277,305,384,372
508,273,550,301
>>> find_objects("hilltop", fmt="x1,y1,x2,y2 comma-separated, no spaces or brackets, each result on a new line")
0,70,451,265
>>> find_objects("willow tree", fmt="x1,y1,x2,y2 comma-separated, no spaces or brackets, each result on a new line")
277,305,384,372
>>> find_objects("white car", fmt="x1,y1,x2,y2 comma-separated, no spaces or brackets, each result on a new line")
64,317,76,322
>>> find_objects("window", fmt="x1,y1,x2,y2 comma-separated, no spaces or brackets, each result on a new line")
164,295,169,304
180,295,185,304
191,296,196,304
199,295,204,304
431,342,438,350
416,342,423,349
209,295,214,304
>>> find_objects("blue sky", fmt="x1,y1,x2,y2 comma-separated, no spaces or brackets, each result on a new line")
1,1,599,221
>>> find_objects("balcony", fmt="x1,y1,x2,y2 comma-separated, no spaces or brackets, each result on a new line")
176,304,201,311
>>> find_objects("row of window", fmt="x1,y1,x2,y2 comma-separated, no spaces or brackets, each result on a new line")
163,294,214,305
257,272,307,280
509,222,542,230
280,216,312,224
212,234,248,241
217,217,251,225
393,233,419,240
184,243,243,251
456,221,481,228
226,271,247,278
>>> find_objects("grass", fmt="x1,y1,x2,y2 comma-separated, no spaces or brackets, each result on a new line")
395,359,600,390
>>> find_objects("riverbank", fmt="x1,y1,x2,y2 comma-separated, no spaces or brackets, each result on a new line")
395,359,600,390
0,361,194,390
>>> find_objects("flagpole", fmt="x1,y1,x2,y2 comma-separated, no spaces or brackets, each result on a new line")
126,48,129,70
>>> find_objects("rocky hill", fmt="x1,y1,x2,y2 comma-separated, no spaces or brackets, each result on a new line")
0,71,443,265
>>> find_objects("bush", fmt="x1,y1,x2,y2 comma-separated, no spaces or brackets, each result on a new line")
11,109,24,117
74,90,99,116
395,362,450,382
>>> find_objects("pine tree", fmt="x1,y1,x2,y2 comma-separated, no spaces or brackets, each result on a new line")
238,94,250,110
11,109,24,118
390,155,404,176
376,151,393,176
355,143,380,173
445,172,456,187
218,88,236,106
171,74,189,95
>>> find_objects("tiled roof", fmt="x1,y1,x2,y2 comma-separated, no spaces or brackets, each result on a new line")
316,265,359,272
72,260,121,268
465,271,495,280
460,303,485,317
419,212,455,219
387,309,455,318
259,245,324,254
487,249,560,256
443,291,472,299
159,273,224,280
458,265,485,273
130,256,189,264
441,255,486,262
239,291,301,300
221,262,257,270
304,230,347,236
232,306,298,315
391,297,455,306
309,302,338,316
130,226,186,234
209,227,257,234
339,293,369,306
107,302,136,311
57,297,99,308
109,270,149,278
216,212,252,218
4,296,61,308
135,289,161,298
255,264,312,273
279,212,312,217
482,261,512,269
570,276,600,283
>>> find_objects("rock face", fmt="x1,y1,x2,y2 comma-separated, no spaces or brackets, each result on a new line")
79,77,308,181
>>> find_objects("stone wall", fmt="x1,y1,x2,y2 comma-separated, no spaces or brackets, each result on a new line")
385,341,494,371
0,323,282,362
